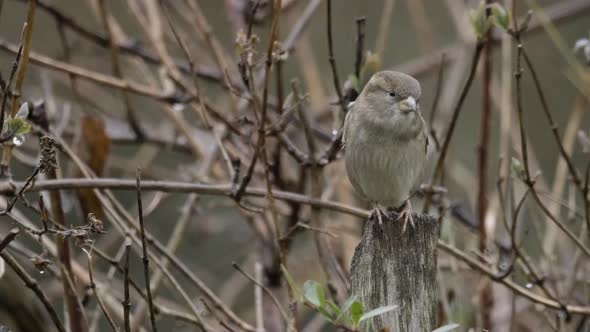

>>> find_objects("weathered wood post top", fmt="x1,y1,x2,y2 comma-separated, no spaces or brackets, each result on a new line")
350,212,440,331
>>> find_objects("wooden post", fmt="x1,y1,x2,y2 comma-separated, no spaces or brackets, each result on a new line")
350,212,440,331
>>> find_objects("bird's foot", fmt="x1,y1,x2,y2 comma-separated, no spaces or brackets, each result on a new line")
369,204,388,226
396,200,415,232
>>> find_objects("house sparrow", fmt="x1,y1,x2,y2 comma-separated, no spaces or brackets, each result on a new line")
343,71,428,230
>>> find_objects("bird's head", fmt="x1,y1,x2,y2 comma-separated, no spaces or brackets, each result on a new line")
355,71,423,139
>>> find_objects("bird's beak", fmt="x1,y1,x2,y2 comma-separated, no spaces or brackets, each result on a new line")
399,96,417,113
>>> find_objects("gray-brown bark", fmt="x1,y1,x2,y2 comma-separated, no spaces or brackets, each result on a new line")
350,212,439,331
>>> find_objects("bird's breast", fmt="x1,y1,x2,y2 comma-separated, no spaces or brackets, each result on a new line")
344,127,425,207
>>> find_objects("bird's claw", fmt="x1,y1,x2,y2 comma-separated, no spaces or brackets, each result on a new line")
397,200,415,233
369,205,388,226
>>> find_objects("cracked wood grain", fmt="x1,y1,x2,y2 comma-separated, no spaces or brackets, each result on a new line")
350,212,439,331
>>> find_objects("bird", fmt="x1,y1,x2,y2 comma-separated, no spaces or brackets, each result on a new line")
342,71,428,230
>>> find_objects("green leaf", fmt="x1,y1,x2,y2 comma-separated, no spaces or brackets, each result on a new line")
490,3,510,31
303,280,325,308
469,1,489,40
316,304,335,322
280,265,301,300
360,50,381,86
432,323,461,332
335,295,357,323
349,300,364,325
348,74,360,91
326,300,341,317
359,304,398,323
15,102,29,119
510,157,526,180
4,118,31,136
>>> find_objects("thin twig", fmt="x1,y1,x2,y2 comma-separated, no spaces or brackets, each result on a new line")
521,48,582,191
25,126,257,332
375,0,395,57
123,238,132,332
478,2,494,327
326,0,346,114
0,177,368,218
506,188,561,305
0,0,35,175
9,0,34,119
511,17,590,259
0,228,19,254
0,39,177,102
5,167,39,212
160,3,210,129
136,168,158,332
353,17,366,79
130,194,198,331
233,0,283,201
0,45,22,136
431,42,484,183
438,240,590,315
43,137,88,332
0,250,67,332
293,80,316,164
585,160,590,239
427,53,446,151
405,0,433,53
422,42,484,212
232,262,290,325
96,0,143,138
86,251,120,332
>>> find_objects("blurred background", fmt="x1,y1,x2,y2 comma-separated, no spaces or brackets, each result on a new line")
0,0,589,331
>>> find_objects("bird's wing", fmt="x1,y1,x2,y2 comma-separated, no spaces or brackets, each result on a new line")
408,109,435,199
418,110,429,155
341,101,355,150
424,131,429,155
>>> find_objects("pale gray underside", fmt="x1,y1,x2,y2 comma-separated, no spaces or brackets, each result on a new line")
343,109,428,207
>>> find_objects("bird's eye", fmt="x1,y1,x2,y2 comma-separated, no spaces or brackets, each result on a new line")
388,92,396,97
